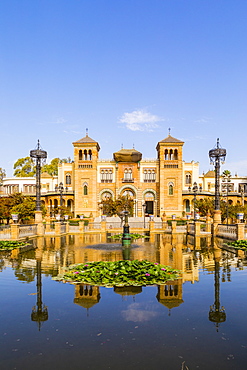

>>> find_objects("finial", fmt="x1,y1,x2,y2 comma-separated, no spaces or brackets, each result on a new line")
86,128,88,137
133,143,135,149
168,127,171,136
216,138,219,148
121,143,123,149
37,139,40,149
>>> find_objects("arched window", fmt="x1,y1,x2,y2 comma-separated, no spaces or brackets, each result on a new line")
66,174,71,185
83,184,88,195
84,150,87,160
168,182,174,195
174,149,178,160
169,149,173,160
101,191,112,200
185,173,192,185
122,189,134,198
124,168,132,181
185,199,190,212
88,149,92,160
165,149,169,160
79,150,82,160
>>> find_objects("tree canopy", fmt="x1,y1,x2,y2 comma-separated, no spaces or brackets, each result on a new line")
99,195,134,217
13,157,35,177
0,167,6,184
195,197,246,222
13,156,72,177
0,193,46,223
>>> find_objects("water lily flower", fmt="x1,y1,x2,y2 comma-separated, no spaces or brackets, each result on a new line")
161,268,166,271
145,273,150,276
74,271,79,274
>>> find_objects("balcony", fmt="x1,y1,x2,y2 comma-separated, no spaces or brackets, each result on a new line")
122,178,134,183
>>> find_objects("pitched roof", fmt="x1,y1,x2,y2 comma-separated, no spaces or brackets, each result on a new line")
204,170,215,178
159,135,184,143
73,134,100,150
73,135,98,144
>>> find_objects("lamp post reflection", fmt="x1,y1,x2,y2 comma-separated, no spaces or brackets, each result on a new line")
208,248,226,331
31,259,48,330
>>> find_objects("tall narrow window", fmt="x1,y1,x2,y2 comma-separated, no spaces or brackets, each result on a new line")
84,150,87,160
84,185,88,195
169,183,174,195
79,150,82,160
88,149,92,160
185,173,191,185
169,149,173,160
66,174,71,185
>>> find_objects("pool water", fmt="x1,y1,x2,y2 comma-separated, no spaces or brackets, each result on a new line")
0,234,246,370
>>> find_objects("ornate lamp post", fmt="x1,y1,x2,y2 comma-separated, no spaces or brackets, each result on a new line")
209,139,226,223
188,182,201,223
58,182,64,206
142,202,146,229
222,172,231,228
30,141,47,222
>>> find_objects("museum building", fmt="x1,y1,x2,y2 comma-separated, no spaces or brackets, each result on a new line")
2,133,247,218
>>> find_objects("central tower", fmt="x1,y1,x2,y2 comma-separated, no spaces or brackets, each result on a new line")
73,133,100,217
156,134,184,217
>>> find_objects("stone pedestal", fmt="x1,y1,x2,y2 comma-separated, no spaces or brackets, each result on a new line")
55,222,61,235
171,220,177,233
79,221,84,233
206,213,212,233
101,220,107,232
237,223,245,240
213,210,222,234
194,221,201,236
11,224,19,240
66,222,70,233
35,211,43,224
37,223,44,236
149,219,155,233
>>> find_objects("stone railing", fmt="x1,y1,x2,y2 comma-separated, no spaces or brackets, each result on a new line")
216,224,237,239
0,225,11,239
19,224,37,238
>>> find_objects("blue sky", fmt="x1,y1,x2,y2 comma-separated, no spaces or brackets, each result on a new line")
1,0,247,176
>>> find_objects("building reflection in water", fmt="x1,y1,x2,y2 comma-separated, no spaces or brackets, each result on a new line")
74,284,101,316
8,233,245,323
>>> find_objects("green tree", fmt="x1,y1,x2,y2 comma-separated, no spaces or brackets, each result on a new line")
42,157,71,176
99,195,134,217
42,157,60,176
194,198,214,217
11,196,37,221
13,157,35,177
0,193,46,223
0,167,6,185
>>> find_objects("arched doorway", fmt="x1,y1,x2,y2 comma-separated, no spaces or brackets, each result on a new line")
143,191,155,215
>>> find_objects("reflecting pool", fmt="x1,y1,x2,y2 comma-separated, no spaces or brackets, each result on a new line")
0,234,247,370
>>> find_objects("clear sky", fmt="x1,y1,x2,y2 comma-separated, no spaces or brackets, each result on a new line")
1,0,247,176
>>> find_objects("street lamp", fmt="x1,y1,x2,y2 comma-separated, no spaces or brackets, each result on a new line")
209,139,226,218
142,202,146,228
188,182,201,223
222,172,231,228
58,182,64,207
30,140,47,212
